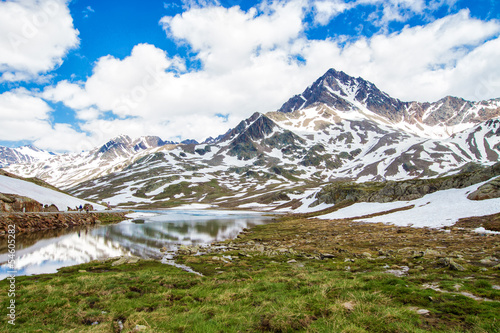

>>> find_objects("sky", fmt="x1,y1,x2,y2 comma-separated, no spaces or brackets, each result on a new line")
0,0,499,152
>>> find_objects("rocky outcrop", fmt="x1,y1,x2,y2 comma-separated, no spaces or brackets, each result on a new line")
468,176,500,200
314,162,500,205
0,193,43,212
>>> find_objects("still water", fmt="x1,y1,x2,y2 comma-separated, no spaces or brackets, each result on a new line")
0,210,272,279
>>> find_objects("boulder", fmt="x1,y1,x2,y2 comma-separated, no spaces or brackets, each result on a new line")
438,257,466,271
44,204,59,212
467,177,500,200
0,193,43,212
83,203,94,211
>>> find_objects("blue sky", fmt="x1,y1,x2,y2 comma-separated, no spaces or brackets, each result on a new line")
0,0,499,152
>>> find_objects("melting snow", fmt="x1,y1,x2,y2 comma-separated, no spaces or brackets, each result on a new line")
0,175,105,210
317,180,500,228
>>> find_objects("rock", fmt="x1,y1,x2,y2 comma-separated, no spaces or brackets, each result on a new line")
287,259,297,263
412,251,424,258
78,270,87,273
111,256,140,266
361,252,372,258
320,253,335,259
0,193,15,204
342,301,355,311
83,203,94,211
254,245,265,252
467,177,500,200
117,320,124,331
479,257,497,266
424,249,442,257
416,309,430,315
44,204,59,212
134,325,148,332
438,257,466,271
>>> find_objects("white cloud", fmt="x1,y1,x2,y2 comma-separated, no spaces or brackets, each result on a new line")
0,88,51,122
0,89,87,151
313,0,354,25
179,0,220,10
312,0,458,27
161,1,305,73
0,0,79,82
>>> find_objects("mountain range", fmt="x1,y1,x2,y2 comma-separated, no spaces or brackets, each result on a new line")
2,68,500,210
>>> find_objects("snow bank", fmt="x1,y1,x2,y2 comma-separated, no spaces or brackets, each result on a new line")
0,175,105,211
316,180,500,228
473,227,500,235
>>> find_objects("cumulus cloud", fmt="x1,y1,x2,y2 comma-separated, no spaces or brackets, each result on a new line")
311,0,458,27
0,0,79,82
161,1,305,73
0,89,87,151
312,0,354,25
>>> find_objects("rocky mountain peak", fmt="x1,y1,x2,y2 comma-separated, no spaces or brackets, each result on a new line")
97,135,169,159
277,68,500,138
278,68,405,122
221,112,275,143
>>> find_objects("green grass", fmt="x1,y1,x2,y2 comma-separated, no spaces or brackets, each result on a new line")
2,254,498,332
1,214,499,332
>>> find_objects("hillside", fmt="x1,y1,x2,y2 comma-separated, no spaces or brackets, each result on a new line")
0,170,104,211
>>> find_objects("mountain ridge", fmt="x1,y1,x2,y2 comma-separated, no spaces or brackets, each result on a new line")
3,68,500,210
277,68,500,139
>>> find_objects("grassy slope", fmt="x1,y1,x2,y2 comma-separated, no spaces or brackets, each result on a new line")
0,213,499,332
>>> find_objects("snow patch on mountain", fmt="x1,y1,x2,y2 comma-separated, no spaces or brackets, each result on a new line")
0,175,104,210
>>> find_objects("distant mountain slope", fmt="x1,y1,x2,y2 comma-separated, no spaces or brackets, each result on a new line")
4,68,500,210
5,135,177,189
0,145,54,168
66,113,500,209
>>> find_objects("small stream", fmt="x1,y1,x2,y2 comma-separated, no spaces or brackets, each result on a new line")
0,209,272,279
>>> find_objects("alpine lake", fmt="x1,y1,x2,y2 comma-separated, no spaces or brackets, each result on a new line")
0,209,273,279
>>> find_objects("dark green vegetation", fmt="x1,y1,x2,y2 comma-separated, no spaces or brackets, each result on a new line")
1,211,499,332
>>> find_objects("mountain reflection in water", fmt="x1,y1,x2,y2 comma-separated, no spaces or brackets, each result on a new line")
0,210,271,279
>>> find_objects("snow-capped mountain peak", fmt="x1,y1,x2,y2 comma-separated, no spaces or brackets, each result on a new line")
0,145,55,168
277,68,500,139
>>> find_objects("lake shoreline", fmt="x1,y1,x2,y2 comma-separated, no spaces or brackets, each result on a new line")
0,211,128,236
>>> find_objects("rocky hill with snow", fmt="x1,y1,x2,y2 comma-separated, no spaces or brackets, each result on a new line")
4,69,500,210
0,145,55,168
5,135,177,190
